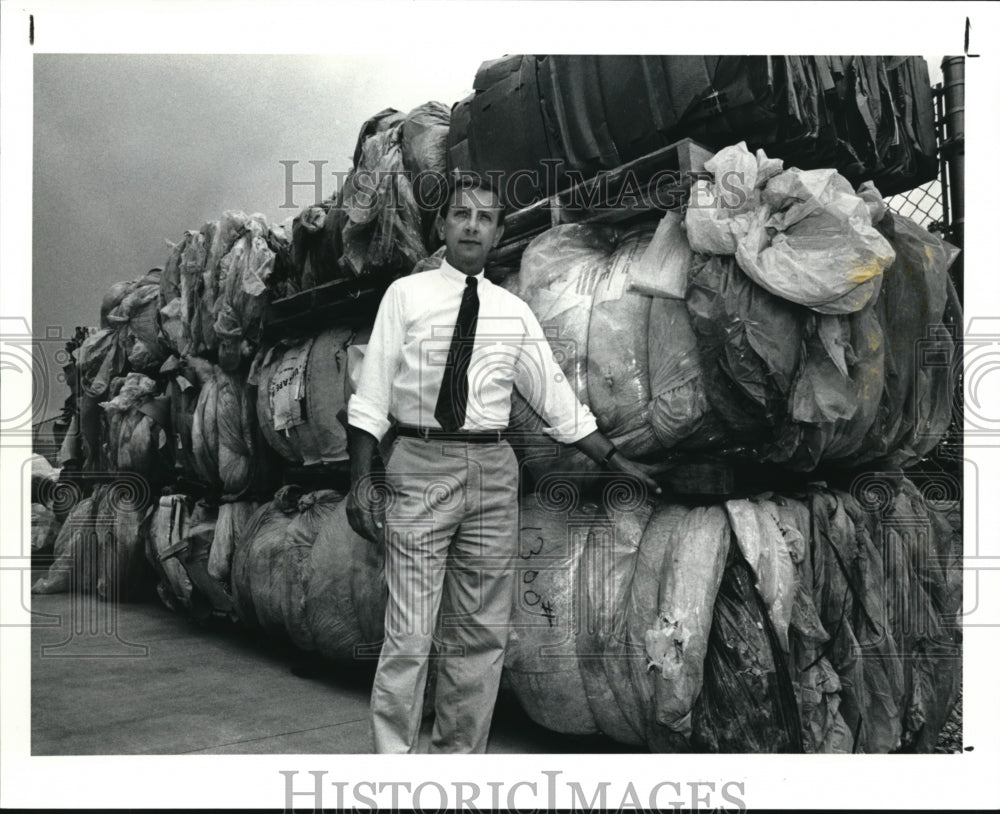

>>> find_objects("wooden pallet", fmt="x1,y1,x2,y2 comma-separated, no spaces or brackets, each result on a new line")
263,137,713,333
263,273,391,338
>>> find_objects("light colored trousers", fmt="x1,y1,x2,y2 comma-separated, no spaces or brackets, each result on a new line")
371,436,520,753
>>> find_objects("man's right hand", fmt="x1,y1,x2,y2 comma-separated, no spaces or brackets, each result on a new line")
346,425,387,545
346,473,386,545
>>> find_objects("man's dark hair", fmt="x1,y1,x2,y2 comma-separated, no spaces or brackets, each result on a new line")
438,172,506,229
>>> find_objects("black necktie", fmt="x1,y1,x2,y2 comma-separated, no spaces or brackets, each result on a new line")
434,275,479,431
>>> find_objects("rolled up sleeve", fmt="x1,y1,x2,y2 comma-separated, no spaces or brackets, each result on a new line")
514,305,598,445
347,282,404,442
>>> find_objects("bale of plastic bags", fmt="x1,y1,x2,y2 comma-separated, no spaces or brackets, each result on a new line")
104,270,168,372
31,503,61,557
191,363,274,501
231,487,370,653
160,355,212,485
158,211,290,364
499,479,958,753
862,478,962,752
504,223,715,487
32,484,154,601
856,213,960,468
685,142,895,315
252,325,371,467
503,491,724,751
401,101,451,245
146,494,218,614
100,372,173,490
339,104,450,278
208,500,260,584
291,198,344,290
32,496,97,595
507,202,957,480
213,216,285,372
91,483,156,601
304,495,385,661
75,327,129,471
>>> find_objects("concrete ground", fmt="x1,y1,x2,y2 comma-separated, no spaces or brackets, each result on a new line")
30,592,635,755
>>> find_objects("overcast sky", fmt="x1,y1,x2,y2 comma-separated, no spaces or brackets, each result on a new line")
30,52,486,418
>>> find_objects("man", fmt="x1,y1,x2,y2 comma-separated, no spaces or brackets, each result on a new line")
346,173,659,754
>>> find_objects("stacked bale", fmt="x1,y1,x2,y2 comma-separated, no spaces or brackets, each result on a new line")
287,101,451,291
158,210,291,370
251,325,371,468
229,487,385,658
33,479,154,601
500,478,960,753
504,161,958,486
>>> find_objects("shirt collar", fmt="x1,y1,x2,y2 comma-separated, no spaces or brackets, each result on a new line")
439,258,485,286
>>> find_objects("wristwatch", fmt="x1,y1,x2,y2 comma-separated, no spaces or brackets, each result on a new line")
600,446,619,469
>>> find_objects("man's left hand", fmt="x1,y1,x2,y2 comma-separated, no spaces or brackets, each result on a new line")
605,452,662,496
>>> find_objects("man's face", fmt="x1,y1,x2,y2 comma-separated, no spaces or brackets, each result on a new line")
437,185,505,275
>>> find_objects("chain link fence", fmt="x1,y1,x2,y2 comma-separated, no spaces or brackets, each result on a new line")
887,178,946,234
885,82,962,481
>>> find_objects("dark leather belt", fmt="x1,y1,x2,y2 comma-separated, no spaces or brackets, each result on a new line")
396,425,507,444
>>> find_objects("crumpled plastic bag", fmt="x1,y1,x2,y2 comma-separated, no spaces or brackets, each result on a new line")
685,142,895,314
737,168,895,313
105,272,168,372
628,210,694,299
75,327,128,399
684,142,782,255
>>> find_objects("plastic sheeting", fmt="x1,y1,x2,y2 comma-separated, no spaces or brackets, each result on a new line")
645,506,729,736
691,540,803,753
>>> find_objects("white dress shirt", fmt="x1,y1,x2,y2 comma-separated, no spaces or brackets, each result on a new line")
347,259,599,444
